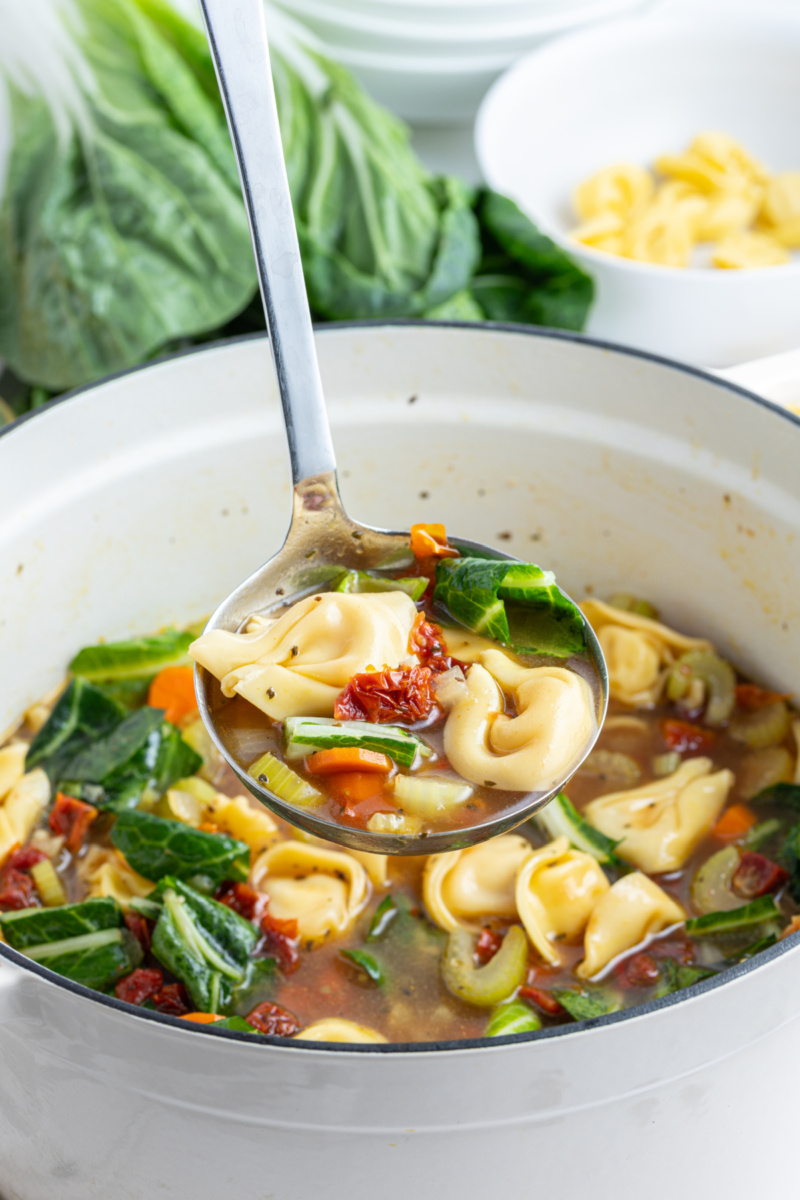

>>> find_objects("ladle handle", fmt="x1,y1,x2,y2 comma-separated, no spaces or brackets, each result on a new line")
198,0,336,488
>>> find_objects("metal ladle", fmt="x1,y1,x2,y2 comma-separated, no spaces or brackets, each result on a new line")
194,0,608,855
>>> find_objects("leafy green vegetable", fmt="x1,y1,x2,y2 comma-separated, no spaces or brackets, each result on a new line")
469,190,594,332
69,629,194,682
26,680,123,782
367,895,398,941
231,958,277,1016
484,999,541,1037
726,933,778,963
434,558,586,657
654,958,716,999
60,708,202,812
339,948,384,985
151,877,257,1012
0,0,255,391
536,793,624,870
0,897,141,989
685,895,782,937
111,810,249,886
778,821,800,902
212,1015,261,1033
753,783,800,811
334,571,427,602
744,818,784,852
551,988,616,1022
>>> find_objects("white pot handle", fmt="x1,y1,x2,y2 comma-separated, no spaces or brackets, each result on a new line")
716,347,800,411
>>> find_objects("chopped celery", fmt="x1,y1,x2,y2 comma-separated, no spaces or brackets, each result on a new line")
485,999,541,1037
666,650,736,726
393,774,472,818
685,895,781,937
653,751,681,777
248,752,323,808
367,811,423,836
334,571,427,602
442,926,528,1008
535,793,624,869
30,859,67,908
283,717,429,769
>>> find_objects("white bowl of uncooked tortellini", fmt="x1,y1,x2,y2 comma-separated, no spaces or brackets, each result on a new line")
476,11,800,366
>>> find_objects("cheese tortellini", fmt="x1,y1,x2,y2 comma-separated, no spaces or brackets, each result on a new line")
577,873,685,979
581,599,710,708
78,846,154,909
584,757,733,874
423,835,532,931
0,767,50,866
294,1019,387,1044
189,591,418,721
251,840,369,944
515,836,610,965
442,650,595,792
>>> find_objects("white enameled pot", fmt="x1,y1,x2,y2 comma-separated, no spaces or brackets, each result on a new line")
1,323,800,1200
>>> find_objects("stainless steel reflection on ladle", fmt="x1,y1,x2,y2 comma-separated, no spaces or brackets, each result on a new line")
194,0,608,856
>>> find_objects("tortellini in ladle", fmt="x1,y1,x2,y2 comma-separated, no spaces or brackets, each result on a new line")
251,839,369,944
581,599,710,708
515,836,610,965
189,591,418,721
584,757,732,874
442,649,595,792
423,835,532,932
577,873,686,979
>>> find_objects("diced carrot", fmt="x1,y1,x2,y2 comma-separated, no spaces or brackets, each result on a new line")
305,748,393,775
180,1012,224,1024
712,803,757,841
147,666,198,725
409,523,459,560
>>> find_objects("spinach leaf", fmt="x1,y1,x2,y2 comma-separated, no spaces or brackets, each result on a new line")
151,877,257,1012
753,783,800,811
111,811,249,886
339,948,384,985
0,897,141,990
60,709,202,812
654,959,716,999
367,895,398,941
685,895,782,937
551,987,616,1022
212,1016,261,1033
69,628,194,683
26,680,124,782
469,190,594,333
779,821,800,902
434,558,586,657
0,0,255,392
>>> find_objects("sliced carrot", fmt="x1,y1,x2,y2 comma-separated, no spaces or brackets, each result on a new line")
180,1012,224,1024
305,748,393,776
148,666,198,725
712,803,757,841
410,522,459,560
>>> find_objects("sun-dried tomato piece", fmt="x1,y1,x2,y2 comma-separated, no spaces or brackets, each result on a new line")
335,665,434,724
259,912,300,974
409,613,466,674
7,846,47,871
124,911,152,954
614,952,660,989
660,719,715,755
49,793,98,854
735,683,792,710
733,851,789,899
216,881,261,922
518,986,566,1017
0,868,39,911
115,967,164,1006
152,983,190,1016
475,928,504,965
246,1001,302,1037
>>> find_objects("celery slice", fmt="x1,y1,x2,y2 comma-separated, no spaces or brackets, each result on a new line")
283,717,428,768
393,774,472,818
30,859,67,908
334,571,427,602
248,752,323,808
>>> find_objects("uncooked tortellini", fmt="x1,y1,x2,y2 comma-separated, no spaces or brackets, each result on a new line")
577,873,685,979
189,591,418,721
443,650,595,792
423,835,532,932
251,840,369,944
584,757,732,874
515,836,610,965
581,599,710,707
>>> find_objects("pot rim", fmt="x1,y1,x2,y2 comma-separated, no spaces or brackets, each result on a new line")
3,317,799,1054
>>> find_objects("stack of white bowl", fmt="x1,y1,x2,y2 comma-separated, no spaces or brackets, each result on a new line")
271,0,653,124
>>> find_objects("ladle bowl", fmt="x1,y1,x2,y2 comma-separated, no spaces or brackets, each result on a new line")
193,0,608,853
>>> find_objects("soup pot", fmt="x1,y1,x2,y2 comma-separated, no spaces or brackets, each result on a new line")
1,323,799,1200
